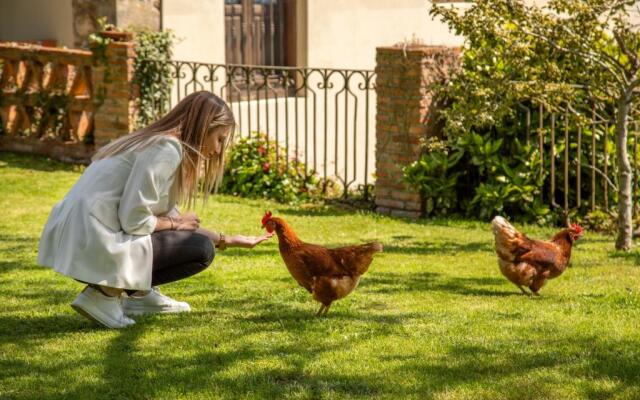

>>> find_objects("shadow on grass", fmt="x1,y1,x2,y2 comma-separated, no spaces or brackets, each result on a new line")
221,247,280,257
397,339,640,398
15,308,639,399
0,234,40,274
278,206,354,218
0,313,95,338
95,328,379,399
0,151,82,172
608,250,640,265
3,278,640,398
383,240,492,255
362,271,515,297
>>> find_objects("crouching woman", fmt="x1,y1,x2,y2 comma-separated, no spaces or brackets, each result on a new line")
38,91,272,329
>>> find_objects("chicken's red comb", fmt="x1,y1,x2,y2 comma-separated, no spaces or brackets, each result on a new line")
570,223,584,234
261,211,273,227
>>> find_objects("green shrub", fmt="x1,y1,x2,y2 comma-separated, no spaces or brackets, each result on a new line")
403,142,462,216
404,132,552,223
577,208,617,234
220,134,323,204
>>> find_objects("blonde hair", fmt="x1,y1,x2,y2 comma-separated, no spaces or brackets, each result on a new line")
93,91,235,208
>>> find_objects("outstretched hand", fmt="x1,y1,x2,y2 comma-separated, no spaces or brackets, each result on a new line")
232,232,274,248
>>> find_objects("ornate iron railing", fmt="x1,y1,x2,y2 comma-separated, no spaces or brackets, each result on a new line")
141,59,377,199
515,93,640,218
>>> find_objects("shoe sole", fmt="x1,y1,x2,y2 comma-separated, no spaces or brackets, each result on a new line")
123,305,191,316
71,303,104,325
71,293,134,329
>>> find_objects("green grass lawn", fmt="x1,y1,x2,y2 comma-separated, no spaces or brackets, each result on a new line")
1,151,640,400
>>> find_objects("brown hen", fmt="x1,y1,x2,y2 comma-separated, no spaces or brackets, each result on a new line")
262,212,383,315
491,216,583,295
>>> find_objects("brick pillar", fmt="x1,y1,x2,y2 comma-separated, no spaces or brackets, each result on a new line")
374,45,460,218
92,38,138,148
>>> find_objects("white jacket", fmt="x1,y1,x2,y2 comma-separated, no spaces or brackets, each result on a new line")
38,136,182,290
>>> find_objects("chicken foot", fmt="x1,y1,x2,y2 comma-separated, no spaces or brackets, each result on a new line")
315,304,331,316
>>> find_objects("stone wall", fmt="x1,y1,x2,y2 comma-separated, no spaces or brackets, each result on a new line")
374,45,460,218
72,0,117,48
116,0,161,32
72,0,160,48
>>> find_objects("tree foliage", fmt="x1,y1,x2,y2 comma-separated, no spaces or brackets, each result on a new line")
426,0,640,249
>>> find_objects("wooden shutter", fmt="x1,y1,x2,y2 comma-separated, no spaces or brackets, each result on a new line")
225,0,292,66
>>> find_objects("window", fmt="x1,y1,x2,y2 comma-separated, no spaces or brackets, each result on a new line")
224,0,295,66
224,0,298,100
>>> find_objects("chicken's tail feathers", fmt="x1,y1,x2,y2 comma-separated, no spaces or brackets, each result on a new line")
492,216,517,236
369,242,384,253
491,216,524,262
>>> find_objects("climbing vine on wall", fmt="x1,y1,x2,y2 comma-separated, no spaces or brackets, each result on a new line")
133,29,174,128
87,17,115,109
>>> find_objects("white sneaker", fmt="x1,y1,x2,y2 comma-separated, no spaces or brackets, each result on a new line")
121,287,191,316
71,286,135,329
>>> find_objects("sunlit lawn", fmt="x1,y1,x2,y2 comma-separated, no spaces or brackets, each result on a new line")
1,151,640,399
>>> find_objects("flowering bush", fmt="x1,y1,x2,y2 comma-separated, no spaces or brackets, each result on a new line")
220,134,323,204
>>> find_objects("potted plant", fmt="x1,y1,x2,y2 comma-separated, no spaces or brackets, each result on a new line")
98,23,132,42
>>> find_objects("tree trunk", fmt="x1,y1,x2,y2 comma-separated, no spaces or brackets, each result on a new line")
615,94,633,251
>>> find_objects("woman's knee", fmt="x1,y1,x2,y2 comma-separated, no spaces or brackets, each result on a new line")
192,233,215,267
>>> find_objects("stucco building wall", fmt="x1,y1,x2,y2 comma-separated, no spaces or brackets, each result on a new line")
0,0,75,47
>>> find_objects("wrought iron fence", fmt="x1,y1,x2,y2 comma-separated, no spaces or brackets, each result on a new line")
141,59,377,200
516,93,640,218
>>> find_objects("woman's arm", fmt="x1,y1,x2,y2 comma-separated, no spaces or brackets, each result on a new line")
118,140,182,235
154,217,173,232
154,212,200,232
196,227,273,249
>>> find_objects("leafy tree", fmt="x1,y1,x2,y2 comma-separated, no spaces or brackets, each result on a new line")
431,0,640,250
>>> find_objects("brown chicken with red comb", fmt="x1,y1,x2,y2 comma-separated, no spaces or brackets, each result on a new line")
491,216,583,295
262,211,383,315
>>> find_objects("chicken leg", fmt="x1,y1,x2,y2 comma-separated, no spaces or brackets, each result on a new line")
516,284,531,296
315,304,331,316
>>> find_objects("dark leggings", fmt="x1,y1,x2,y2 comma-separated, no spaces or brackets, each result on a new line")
84,230,214,295
149,230,215,286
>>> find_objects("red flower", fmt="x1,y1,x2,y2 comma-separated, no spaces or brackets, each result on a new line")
257,145,266,155
262,162,270,173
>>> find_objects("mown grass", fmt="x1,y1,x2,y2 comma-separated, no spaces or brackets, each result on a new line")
1,151,640,400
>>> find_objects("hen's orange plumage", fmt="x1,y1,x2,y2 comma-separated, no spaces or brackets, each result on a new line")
262,212,383,315
491,216,583,295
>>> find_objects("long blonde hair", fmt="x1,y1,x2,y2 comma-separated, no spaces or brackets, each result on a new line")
93,91,235,208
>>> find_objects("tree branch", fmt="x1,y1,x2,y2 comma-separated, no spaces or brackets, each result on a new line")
613,28,639,71
556,23,628,74
521,27,628,87
573,160,619,192
625,77,640,107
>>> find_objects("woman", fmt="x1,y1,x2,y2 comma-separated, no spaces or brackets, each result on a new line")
38,91,272,329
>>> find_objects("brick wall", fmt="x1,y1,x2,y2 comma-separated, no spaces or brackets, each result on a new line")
92,40,138,148
374,45,460,218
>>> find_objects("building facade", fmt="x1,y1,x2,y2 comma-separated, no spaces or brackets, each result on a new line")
0,0,468,68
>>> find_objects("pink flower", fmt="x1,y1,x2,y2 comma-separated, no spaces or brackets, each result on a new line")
257,145,266,155
262,162,270,173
